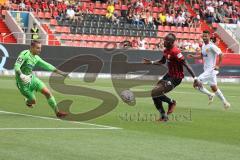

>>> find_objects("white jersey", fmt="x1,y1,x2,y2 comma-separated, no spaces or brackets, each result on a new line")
138,40,146,50
201,42,222,71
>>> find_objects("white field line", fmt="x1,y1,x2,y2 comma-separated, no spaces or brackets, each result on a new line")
0,128,120,130
0,110,122,130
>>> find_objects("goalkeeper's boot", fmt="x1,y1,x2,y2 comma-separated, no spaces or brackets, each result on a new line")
167,100,176,115
56,111,68,118
25,98,34,108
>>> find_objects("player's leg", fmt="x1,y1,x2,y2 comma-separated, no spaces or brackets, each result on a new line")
152,97,168,121
151,75,180,117
34,77,67,118
196,71,215,103
209,75,230,109
151,79,170,121
16,82,36,108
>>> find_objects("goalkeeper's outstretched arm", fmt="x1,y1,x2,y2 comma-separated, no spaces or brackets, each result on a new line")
37,57,68,77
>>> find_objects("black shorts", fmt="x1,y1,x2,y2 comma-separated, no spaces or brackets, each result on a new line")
160,74,182,89
152,74,182,97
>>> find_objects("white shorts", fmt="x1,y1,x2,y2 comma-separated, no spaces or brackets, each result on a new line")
198,70,219,86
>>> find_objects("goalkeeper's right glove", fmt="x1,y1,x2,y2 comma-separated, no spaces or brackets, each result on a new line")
20,74,32,84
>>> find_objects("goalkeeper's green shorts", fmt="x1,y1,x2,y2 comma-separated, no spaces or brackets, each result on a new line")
16,75,46,101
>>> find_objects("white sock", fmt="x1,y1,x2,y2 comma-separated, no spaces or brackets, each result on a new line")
215,89,227,103
198,87,213,96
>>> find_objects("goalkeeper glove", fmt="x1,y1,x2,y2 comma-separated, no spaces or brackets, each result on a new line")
20,74,32,84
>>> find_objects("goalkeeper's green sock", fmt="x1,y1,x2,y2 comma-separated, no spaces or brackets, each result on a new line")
47,96,59,113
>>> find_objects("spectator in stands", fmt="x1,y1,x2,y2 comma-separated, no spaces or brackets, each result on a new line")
158,12,167,26
191,40,201,52
131,37,138,49
193,12,200,28
66,6,76,22
166,13,174,26
49,1,55,15
134,0,144,12
106,2,115,20
41,0,49,12
19,0,26,11
143,10,155,29
122,37,132,48
138,37,148,50
155,38,164,51
30,23,39,40
132,11,144,26
127,8,134,24
176,12,186,27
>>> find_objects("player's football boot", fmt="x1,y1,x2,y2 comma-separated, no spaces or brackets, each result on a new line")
56,111,68,118
25,98,34,108
156,114,169,122
208,93,215,105
223,101,231,110
167,100,176,115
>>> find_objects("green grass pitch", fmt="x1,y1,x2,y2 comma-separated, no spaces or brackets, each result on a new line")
0,76,239,160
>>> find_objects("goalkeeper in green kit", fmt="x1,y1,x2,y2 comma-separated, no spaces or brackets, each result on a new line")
14,40,68,118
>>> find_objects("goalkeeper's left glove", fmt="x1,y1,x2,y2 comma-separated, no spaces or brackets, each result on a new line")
20,74,32,84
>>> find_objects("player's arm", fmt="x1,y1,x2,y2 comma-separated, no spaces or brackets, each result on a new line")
181,59,199,87
187,53,202,59
14,52,26,76
181,59,197,78
36,57,68,77
187,48,203,59
215,53,223,70
211,45,223,70
14,51,32,83
143,56,166,65
174,50,199,87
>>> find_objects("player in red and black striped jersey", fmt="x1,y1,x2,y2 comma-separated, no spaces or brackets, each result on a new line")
143,33,199,122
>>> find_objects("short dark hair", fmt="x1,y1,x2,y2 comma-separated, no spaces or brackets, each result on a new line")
166,33,176,41
203,30,210,34
31,40,41,47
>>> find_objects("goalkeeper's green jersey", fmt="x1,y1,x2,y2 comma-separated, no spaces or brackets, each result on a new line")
14,50,56,82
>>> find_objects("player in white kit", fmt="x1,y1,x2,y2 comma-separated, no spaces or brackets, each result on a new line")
188,30,230,109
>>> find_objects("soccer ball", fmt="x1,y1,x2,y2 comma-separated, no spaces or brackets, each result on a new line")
120,90,136,105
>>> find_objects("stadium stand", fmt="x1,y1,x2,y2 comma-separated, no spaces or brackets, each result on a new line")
0,0,239,52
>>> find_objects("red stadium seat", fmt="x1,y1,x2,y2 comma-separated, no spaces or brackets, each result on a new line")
171,26,177,32
95,2,101,8
115,4,121,10
102,3,107,9
212,23,218,29
183,27,189,33
38,12,45,18
164,26,171,32
153,7,159,13
45,12,52,19
61,34,68,40
74,34,82,41
158,25,164,31
189,27,196,33
176,26,183,33
1,10,6,16
157,32,165,38
196,27,201,33
62,27,70,33
121,5,128,11
55,26,62,33
50,19,57,26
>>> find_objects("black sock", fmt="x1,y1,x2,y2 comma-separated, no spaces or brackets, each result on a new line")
152,97,165,114
159,95,173,105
